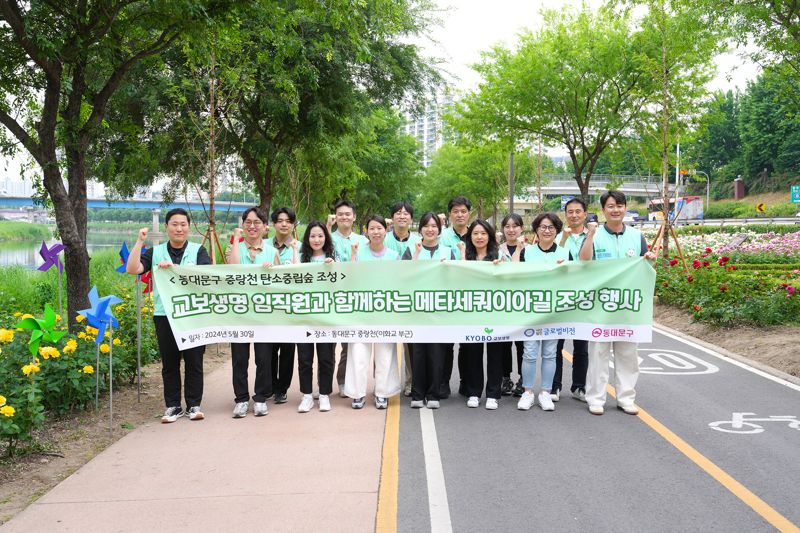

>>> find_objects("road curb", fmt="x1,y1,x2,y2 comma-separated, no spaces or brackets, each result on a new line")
653,322,800,387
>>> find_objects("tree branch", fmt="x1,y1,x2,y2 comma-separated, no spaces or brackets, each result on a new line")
0,107,42,164
0,0,61,83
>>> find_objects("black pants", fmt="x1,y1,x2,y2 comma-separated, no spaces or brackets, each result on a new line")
499,340,524,378
231,342,272,403
271,343,296,395
154,316,205,409
411,343,445,401
460,342,504,399
553,339,589,392
297,343,335,395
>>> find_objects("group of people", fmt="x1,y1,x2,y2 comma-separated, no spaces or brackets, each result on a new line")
125,190,655,424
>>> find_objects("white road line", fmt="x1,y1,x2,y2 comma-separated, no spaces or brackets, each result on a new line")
419,408,453,533
653,327,800,392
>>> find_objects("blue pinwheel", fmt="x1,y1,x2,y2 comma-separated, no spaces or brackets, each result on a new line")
38,241,65,273
78,286,122,344
115,242,130,273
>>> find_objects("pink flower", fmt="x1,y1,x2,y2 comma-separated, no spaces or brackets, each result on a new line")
787,286,797,296
705,247,712,253
692,259,702,269
718,256,730,265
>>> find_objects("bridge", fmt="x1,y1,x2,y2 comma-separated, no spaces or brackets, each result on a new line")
0,195,252,210
522,174,675,198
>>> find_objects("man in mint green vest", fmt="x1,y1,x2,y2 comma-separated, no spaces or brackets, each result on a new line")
327,199,368,396
127,208,211,423
228,207,277,418
383,201,420,397
579,191,655,416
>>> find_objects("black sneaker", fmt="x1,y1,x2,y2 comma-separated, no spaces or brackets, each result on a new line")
501,377,513,396
161,406,184,423
274,392,288,404
512,379,523,397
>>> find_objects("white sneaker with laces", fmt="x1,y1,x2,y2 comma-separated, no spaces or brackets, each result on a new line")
550,389,560,402
161,407,184,423
232,402,248,418
538,391,555,411
517,391,535,410
319,395,331,412
253,402,268,416
298,394,314,413
187,406,204,420
485,398,498,410
466,396,479,408
572,388,586,402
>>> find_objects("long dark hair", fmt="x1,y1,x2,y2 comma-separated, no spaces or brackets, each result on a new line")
300,221,335,263
465,219,499,261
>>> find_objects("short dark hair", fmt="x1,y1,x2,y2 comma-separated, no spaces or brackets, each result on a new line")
300,221,335,263
165,208,190,224
564,197,587,212
334,199,356,213
600,190,627,208
418,211,442,235
241,207,268,224
501,213,523,228
448,196,471,213
271,207,296,224
365,215,387,229
531,212,563,234
465,219,499,261
390,201,414,218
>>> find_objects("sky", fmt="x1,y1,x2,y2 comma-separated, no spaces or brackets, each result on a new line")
417,0,759,93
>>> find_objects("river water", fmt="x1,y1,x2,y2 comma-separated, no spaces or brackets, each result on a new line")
0,231,139,269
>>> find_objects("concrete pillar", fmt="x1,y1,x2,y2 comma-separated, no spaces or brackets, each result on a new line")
733,177,745,200
151,209,161,246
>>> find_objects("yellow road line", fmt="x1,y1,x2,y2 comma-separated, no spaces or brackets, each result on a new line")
376,342,404,532
563,350,799,532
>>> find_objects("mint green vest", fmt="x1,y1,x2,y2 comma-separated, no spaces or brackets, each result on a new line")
416,243,455,261
152,242,201,316
238,240,277,265
332,231,369,262
592,225,643,260
523,243,570,264
384,231,421,257
439,226,467,249
555,230,586,261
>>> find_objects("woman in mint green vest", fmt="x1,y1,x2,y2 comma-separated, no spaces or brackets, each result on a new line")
296,221,338,413
516,213,568,413
126,208,211,423
402,212,456,410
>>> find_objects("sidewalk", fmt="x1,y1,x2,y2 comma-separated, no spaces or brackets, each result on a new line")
2,350,388,532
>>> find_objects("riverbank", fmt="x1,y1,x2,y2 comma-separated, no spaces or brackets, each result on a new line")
0,221,51,241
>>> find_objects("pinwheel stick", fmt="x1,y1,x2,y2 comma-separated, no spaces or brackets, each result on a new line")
58,269,63,319
95,343,100,409
136,280,142,403
109,327,114,437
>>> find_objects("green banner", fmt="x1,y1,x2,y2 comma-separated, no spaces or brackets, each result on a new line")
154,258,655,349
154,258,656,349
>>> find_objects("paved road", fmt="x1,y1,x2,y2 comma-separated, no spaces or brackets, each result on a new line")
396,328,800,532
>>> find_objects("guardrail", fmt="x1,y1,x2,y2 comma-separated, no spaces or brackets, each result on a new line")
629,217,800,228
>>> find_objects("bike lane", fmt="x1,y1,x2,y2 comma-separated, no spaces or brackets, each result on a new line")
394,330,799,532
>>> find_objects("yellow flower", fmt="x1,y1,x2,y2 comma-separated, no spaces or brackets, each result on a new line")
141,306,150,314
86,336,95,343
22,364,40,376
13,312,22,318
21,313,34,320
0,329,15,343
0,395,6,407
114,304,126,313
78,332,87,339
39,346,60,359
104,331,110,338
0,405,14,417
113,338,121,346
56,314,62,322
100,344,110,354
63,339,78,354
82,365,94,374
75,314,86,323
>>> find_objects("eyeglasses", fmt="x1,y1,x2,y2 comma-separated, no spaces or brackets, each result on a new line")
538,225,556,231
243,220,263,227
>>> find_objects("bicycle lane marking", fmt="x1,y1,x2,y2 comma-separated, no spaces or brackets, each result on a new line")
563,348,800,533
419,408,453,533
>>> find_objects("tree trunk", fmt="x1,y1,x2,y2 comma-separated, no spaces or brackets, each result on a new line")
659,1,671,264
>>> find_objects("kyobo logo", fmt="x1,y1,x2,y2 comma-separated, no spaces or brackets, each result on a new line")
484,327,494,334
465,334,494,342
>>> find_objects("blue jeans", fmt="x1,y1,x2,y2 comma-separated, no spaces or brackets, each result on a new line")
521,339,557,391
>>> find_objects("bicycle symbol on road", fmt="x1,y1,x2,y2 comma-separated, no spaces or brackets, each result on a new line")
708,412,800,434
636,349,719,375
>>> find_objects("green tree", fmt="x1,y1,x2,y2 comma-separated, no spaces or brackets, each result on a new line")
0,1,221,326
453,5,652,202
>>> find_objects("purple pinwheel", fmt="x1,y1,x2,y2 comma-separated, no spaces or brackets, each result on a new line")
38,241,65,273
78,286,122,344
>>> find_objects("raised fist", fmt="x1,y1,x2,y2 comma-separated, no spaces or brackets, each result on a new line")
138,228,148,242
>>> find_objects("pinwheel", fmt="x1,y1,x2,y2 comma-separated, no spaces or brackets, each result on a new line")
115,242,130,273
78,286,122,435
38,241,65,316
116,241,149,401
14,304,66,356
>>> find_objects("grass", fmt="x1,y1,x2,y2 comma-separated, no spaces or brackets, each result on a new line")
0,221,51,241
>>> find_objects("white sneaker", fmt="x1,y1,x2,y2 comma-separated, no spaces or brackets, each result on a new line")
319,395,331,412
572,388,586,402
538,391,555,411
517,391,534,410
298,394,314,413
312,389,320,400
466,396,479,408
253,402,268,416
589,404,604,415
187,406,204,420
426,400,440,409
485,398,498,410
232,402,248,418
550,389,560,402
410,400,425,409
338,385,347,398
